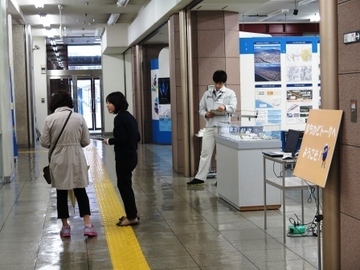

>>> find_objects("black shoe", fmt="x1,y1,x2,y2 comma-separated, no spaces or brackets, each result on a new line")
187,178,204,186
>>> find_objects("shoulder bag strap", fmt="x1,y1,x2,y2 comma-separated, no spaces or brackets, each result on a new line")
48,111,72,162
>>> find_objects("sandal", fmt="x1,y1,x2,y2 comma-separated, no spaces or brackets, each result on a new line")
116,217,139,226
118,215,140,222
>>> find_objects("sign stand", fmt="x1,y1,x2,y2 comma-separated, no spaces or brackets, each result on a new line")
294,109,343,270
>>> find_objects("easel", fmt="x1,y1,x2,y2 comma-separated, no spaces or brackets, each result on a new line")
316,185,322,270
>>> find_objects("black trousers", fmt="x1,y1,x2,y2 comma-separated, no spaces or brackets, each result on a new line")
115,155,138,220
57,188,91,219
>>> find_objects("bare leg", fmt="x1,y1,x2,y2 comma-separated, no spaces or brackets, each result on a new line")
83,214,92,227
61,218,69,227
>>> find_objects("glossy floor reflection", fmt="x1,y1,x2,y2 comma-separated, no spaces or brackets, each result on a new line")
0,142,320,269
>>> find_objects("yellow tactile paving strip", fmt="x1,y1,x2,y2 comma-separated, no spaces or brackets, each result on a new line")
19,146,149,269
85,146,150,270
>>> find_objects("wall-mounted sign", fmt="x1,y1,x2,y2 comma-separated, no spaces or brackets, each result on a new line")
294,109,343,187
344,31,360,44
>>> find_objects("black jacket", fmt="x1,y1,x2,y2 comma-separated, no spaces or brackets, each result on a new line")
108,111,140,160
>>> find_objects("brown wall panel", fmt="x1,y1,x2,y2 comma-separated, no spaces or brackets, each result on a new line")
338,0,360,267
341,214,360,269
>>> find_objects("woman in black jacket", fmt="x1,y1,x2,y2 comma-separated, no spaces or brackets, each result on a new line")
104,92,140,226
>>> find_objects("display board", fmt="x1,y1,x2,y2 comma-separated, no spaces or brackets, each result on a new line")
150,59,171,144
239,36,320,131
293,109,343,187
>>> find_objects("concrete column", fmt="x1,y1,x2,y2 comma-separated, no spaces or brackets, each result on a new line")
169,11,240,175
12,25,29,147
319,0,340,269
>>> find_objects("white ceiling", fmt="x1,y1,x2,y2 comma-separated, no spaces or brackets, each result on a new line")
8,0,319,45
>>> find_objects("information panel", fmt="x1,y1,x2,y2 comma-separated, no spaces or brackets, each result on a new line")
294,109,343,187
240,36,320,130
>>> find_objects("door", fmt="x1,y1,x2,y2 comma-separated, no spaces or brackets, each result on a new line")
48,71,102,132
76,77,102,131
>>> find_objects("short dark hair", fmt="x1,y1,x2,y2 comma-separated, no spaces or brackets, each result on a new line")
49,90,74,113
212,70,227,83
106,91,128,113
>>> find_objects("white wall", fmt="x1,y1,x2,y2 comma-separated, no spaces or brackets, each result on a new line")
128,0,193,45
32,37,47,131
0,5,14,180
124,51,134,114
102,54,125,133
102,24,129,54
158,47,169,78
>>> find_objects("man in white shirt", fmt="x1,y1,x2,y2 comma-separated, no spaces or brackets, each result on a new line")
187,70,237,186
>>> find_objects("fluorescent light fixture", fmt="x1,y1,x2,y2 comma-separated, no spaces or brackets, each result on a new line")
116,0,129,7
258,9,289,22
310,13,320,22
34,0,45,8
95,27,104,37
46,29,57,38
107,14,120,25
298,0,317,6
39,14,51,28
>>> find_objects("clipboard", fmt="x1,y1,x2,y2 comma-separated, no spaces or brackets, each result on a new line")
210,110,226,116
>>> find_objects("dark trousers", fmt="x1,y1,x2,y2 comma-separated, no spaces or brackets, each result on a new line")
115,156,138,220
57,188,91,219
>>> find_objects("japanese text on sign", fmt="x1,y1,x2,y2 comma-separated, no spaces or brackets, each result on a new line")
304,124,337,138
294,109,343,188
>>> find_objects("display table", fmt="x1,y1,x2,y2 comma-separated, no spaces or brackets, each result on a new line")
263,154,315,243
216,136,282,211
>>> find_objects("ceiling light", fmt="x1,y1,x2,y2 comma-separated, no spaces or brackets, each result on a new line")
116,0,129,7
39,14,51,28
34,0,45,8
310,13,320,22
46,29,57,38
107,14,120,25
258,9,289,22
298,0,317,6
95,27,105,37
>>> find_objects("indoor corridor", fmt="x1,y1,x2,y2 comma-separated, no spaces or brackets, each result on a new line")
0,141,320,269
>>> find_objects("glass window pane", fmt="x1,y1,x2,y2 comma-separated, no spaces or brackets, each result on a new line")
77,79,93,129
94,79,102,130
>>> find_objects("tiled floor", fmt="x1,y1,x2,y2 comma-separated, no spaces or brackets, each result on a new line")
0,142,321,269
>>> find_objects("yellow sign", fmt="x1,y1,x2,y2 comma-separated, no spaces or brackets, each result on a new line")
294,109,343,187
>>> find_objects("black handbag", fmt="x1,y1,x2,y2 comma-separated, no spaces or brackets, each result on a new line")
43,111,72,184
43,165,51,184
